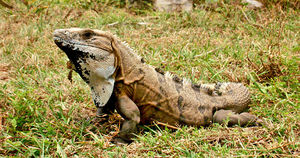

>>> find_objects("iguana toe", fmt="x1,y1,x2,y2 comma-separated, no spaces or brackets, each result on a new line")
255,118,266,126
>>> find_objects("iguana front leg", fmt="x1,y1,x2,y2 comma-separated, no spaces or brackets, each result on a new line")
113,95,140,144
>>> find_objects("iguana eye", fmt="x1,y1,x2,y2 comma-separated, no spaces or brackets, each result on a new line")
82,30,94,39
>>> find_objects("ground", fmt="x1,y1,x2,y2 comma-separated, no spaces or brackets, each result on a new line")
0,0,299,157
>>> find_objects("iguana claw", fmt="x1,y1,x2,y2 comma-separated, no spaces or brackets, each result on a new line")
111,137,133,145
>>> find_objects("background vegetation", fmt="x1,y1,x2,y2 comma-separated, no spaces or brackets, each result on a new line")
0,0,299,157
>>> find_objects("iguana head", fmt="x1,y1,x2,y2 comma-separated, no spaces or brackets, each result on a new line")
53,28,117,109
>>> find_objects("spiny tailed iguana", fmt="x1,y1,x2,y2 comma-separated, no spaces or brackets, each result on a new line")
53,28,263,144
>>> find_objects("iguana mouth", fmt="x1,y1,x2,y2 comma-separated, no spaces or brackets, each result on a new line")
54,36,88,57
54,36,110,63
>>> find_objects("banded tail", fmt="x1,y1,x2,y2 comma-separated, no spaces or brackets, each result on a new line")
201,82,251,113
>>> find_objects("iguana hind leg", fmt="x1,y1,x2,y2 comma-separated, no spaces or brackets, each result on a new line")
213,109,263,126
113,95,140,144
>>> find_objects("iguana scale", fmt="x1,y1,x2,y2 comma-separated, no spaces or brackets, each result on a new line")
53,28,263,144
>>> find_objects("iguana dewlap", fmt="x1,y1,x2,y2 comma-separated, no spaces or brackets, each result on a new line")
53,28,263,144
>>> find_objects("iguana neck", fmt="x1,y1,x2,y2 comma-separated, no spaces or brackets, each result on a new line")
113,39,145,83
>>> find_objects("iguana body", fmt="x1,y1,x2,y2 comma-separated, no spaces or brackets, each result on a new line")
53,28,263,144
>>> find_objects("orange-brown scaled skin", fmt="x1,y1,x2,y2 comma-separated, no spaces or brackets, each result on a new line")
115,61,253,127
54,28,263,144
119,68,216,126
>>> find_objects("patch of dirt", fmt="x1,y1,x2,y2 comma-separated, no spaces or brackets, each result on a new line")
0,115,2,131
247,53,285,83
0,64,10,82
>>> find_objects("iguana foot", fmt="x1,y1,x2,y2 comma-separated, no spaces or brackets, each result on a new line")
96,107,109,117
213,109,261,127
111,137,133,145
93,107,109,123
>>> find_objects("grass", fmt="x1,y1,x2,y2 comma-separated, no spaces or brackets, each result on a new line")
0,0,299,157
